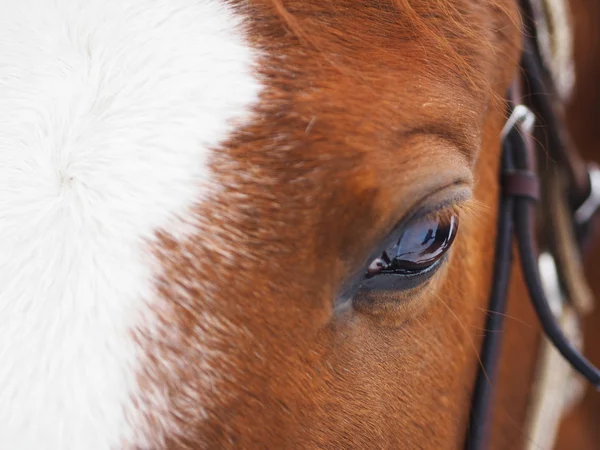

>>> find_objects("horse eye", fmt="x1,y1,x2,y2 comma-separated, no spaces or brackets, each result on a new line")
366,212,459,278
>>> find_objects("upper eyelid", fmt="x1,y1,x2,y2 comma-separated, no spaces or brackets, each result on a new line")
385,184,471,241
409,199,471,227
399,129,478,167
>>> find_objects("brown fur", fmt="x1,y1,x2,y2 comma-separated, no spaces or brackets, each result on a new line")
132,0,539,448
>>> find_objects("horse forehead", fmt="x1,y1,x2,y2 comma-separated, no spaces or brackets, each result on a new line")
0,0,260,447
239,0,510,170
0,0,518,448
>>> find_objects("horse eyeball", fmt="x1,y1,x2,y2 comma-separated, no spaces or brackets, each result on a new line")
366,212,459,278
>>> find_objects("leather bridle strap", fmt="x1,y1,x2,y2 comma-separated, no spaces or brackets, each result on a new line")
466,85,600,450
466,3,600,446
511,27,600,383
465,98,524,450
512,136,600,387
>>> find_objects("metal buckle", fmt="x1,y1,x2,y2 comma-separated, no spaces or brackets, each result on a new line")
501,104,536,139
575,163,600,225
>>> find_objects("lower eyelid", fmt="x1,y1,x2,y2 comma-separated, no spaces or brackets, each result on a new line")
335,252,448,309
357,255,445,293
347,255,449,319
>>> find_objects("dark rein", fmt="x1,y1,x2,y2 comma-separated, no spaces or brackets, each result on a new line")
465,2,600,448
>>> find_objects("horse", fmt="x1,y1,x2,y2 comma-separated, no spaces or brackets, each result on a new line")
1,0,599,448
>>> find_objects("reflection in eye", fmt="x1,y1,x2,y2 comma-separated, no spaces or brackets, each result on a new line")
366,212,459,278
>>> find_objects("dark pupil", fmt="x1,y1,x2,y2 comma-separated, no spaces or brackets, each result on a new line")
367,214,458,277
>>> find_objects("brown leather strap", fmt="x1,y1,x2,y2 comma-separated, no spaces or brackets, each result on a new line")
503,170,540,201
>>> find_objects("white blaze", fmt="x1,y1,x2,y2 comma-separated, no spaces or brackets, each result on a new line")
0,0,260,448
